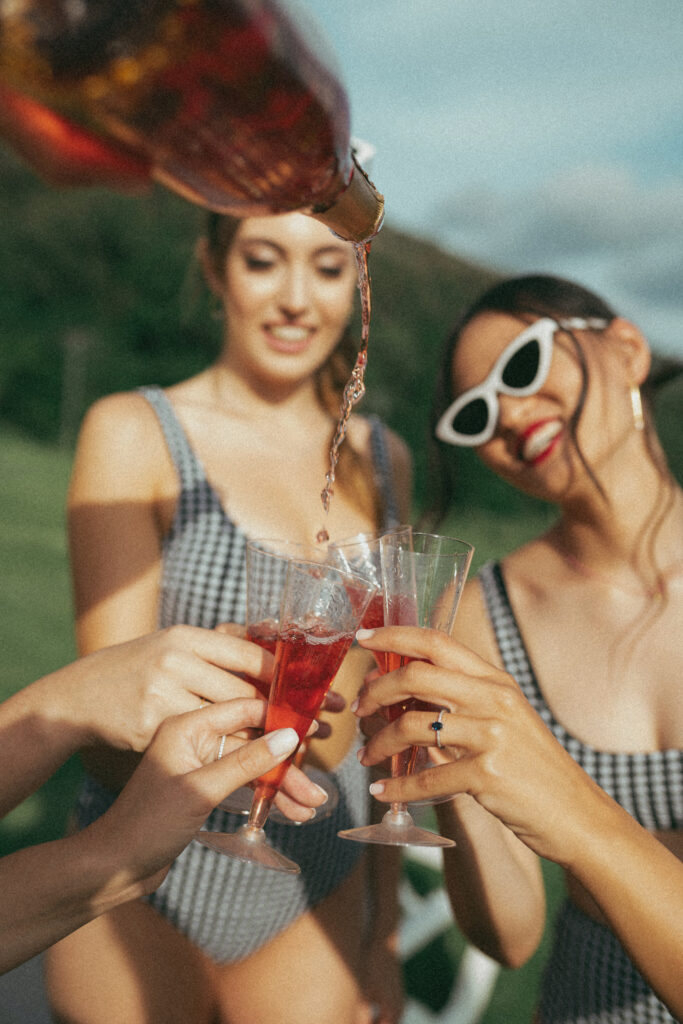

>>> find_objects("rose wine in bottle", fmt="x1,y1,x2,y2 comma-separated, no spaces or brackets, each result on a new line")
0,0,383,242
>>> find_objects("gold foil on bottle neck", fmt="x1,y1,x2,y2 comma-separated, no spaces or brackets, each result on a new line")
310,155,385,243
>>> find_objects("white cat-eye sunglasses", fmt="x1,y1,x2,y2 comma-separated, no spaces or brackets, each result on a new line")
435,317,609,447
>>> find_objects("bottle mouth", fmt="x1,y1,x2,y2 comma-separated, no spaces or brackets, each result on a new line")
310,155,385,243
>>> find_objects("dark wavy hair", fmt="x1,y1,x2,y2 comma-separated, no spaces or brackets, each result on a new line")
204,212,385,525
426,273,678,524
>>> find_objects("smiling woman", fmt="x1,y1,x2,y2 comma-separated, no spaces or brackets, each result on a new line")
45,209,413,1024
421,273,683,1024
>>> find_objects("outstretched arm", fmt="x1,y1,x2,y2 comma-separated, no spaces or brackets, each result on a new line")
0,626,268,817
0,626,327,820
0,699,299,975
355,626,683,1017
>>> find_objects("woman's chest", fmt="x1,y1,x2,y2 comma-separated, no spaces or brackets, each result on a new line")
188,418,376,543
517,587,683,753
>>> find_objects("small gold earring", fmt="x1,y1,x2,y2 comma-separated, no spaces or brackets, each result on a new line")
630,384,645,431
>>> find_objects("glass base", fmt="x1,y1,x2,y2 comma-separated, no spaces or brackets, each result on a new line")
338,807,456,848
194,824,301,874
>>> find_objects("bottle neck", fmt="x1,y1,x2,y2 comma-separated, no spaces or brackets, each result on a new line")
309,156,385,243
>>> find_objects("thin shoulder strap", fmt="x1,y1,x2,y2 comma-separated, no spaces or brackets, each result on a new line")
368,415,401,529
477,561,546,712
137,385,207,493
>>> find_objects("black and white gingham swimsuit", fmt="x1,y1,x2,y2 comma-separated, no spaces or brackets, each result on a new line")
74,385,402,964
479,561,682,1024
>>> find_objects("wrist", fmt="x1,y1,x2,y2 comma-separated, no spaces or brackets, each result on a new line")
70,814,151,915
555,781,637,877
38,658,99,749
436,791,488,842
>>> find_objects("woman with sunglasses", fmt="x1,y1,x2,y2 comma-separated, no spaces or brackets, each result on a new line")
46,209,411,1024
361,274,683,1023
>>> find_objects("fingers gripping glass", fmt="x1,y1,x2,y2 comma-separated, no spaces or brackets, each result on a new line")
338,532,474,848
435,317,608,447
196,559,376,873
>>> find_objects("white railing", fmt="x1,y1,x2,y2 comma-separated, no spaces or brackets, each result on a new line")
399,848,500,1024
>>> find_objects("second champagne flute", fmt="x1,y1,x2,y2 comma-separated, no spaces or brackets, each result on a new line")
196,558,376,873
328,526,412,672
338,532,473,847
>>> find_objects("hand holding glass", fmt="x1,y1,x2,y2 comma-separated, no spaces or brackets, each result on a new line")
196,558,376,872
338,532,473,847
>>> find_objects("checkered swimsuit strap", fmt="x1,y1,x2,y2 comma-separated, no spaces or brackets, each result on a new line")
367,414,401,529
477,561,683,832
137,385,207,493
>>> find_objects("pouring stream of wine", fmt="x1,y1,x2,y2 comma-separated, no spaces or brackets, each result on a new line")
316,242,372,545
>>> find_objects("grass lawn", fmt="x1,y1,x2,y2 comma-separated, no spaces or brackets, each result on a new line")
0,429,77,853
0,428,565,1021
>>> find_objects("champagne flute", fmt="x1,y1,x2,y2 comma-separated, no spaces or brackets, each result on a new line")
218,538,341,819
222,538,344,822
330,526,446,805
338,532,473,847
196,558,376,872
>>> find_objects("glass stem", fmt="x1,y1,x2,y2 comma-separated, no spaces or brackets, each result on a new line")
406,744,420,775
389,752,408,816
246,784,276,831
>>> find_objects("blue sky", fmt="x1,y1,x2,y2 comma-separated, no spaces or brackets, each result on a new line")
304,0,683,357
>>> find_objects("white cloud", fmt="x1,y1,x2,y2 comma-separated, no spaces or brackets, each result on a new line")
430,165,683,355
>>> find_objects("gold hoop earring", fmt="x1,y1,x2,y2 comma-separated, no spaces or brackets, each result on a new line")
630,384,645,431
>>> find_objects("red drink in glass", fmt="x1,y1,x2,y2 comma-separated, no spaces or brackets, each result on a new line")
245,620,279,698
356,588,387,672
256,624,355,799
362,590,385,630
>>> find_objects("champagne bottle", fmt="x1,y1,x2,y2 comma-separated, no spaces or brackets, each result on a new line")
0,0,383,241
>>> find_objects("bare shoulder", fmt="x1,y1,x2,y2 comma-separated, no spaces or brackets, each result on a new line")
383,424,413,477
71,391,175,502
451,575,503,669
78,391,161,446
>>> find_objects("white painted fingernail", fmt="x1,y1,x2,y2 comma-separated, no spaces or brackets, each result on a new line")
356,628,375,641
369,782,385,796
266,728,299,757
